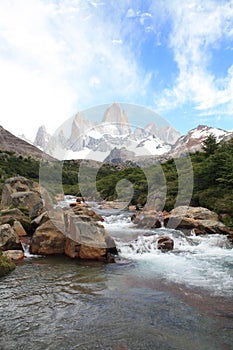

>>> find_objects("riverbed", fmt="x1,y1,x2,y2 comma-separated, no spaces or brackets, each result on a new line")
0,207,233,350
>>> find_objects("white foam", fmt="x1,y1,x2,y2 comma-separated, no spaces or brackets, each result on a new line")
103,211,233,297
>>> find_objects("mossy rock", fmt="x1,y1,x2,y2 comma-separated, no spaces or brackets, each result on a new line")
0,254,16,277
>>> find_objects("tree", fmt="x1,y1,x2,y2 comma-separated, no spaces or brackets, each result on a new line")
202,134,218,156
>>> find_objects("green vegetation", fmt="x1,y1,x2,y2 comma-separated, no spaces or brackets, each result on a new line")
0,252,16,277
190,136,233,227
0,135,233,227
0,151,40,194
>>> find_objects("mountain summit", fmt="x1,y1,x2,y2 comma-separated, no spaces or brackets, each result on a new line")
102,102,131,135
34,125,51,150
32,102,182,161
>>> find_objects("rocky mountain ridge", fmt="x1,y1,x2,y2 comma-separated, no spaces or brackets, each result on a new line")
170,124,233,158
16,102,233,164
0,126,54,161
33,102,181,161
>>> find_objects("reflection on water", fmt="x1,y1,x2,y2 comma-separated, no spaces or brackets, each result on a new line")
1,206,233,350
0,255,233,350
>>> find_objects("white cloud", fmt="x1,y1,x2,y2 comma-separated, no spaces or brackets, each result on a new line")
0,57,76,138
139,12,153,26
0,0,150,139
153,0,233,115
112,39,123,45
2,0,232,139
89,76,101,87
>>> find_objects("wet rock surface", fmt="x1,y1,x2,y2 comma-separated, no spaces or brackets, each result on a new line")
131,205,233,241
0,177,118,262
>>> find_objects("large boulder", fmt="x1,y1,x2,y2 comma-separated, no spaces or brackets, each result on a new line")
1,176,44,219
131,210,163,229
169,206,219,221
0,223,22,250
64,206,117,260
165,206,233,236
30,204,118,261
0,207,30,227
30,220,66,255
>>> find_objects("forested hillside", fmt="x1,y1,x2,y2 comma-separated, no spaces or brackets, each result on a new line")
0,136,232,227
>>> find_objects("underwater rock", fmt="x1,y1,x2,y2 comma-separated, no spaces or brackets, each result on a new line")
157,236,174,251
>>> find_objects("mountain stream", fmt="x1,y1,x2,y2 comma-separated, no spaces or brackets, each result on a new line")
0,203,233,350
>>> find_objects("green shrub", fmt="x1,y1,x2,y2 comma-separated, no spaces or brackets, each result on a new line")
0,253,16,277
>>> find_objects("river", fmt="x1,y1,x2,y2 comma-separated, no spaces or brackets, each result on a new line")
0,205,233,350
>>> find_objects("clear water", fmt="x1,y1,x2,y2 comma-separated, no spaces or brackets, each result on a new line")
0,208,233,350
103,212,233,298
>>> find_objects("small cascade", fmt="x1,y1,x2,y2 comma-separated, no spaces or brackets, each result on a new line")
20,238,34,258
118,235,158,255
116,230,186,255
102,209,233,297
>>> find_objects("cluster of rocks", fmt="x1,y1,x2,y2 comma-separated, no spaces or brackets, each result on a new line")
131,205,233,250
0,176,117,263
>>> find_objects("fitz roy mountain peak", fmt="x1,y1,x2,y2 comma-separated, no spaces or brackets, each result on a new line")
32,102,233,163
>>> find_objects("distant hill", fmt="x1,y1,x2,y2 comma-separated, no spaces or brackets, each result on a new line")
0,126,55,161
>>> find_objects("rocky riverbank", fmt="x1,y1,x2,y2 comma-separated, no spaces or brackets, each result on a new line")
0,176,118,276
1,176,233,277
131,205,233,245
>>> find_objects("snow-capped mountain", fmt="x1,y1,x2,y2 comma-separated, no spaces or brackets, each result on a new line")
33,103,232,163
101,102,131,135
34,102,179,161
143,122,180,145
170,125,233,158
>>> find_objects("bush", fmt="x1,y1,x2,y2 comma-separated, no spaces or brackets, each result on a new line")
0,253,16,277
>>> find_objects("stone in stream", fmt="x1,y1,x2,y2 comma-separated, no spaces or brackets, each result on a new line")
64,205,117,260
3,250,24,261
30,203,117,261
164,206,233,237
157,236,174,251
132,205,233,241
131,211,163,229
30,219,66,255
0,176,118,261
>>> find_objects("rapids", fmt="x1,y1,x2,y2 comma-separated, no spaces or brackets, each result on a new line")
0,202,232,350
102,211,233,297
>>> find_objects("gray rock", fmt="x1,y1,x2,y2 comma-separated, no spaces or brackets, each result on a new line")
1,176,43,219
0,224,22,250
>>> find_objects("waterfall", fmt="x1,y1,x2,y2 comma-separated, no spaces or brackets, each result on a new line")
21,241,33,258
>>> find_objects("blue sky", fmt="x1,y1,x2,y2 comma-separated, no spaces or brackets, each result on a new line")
0,0,233,139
